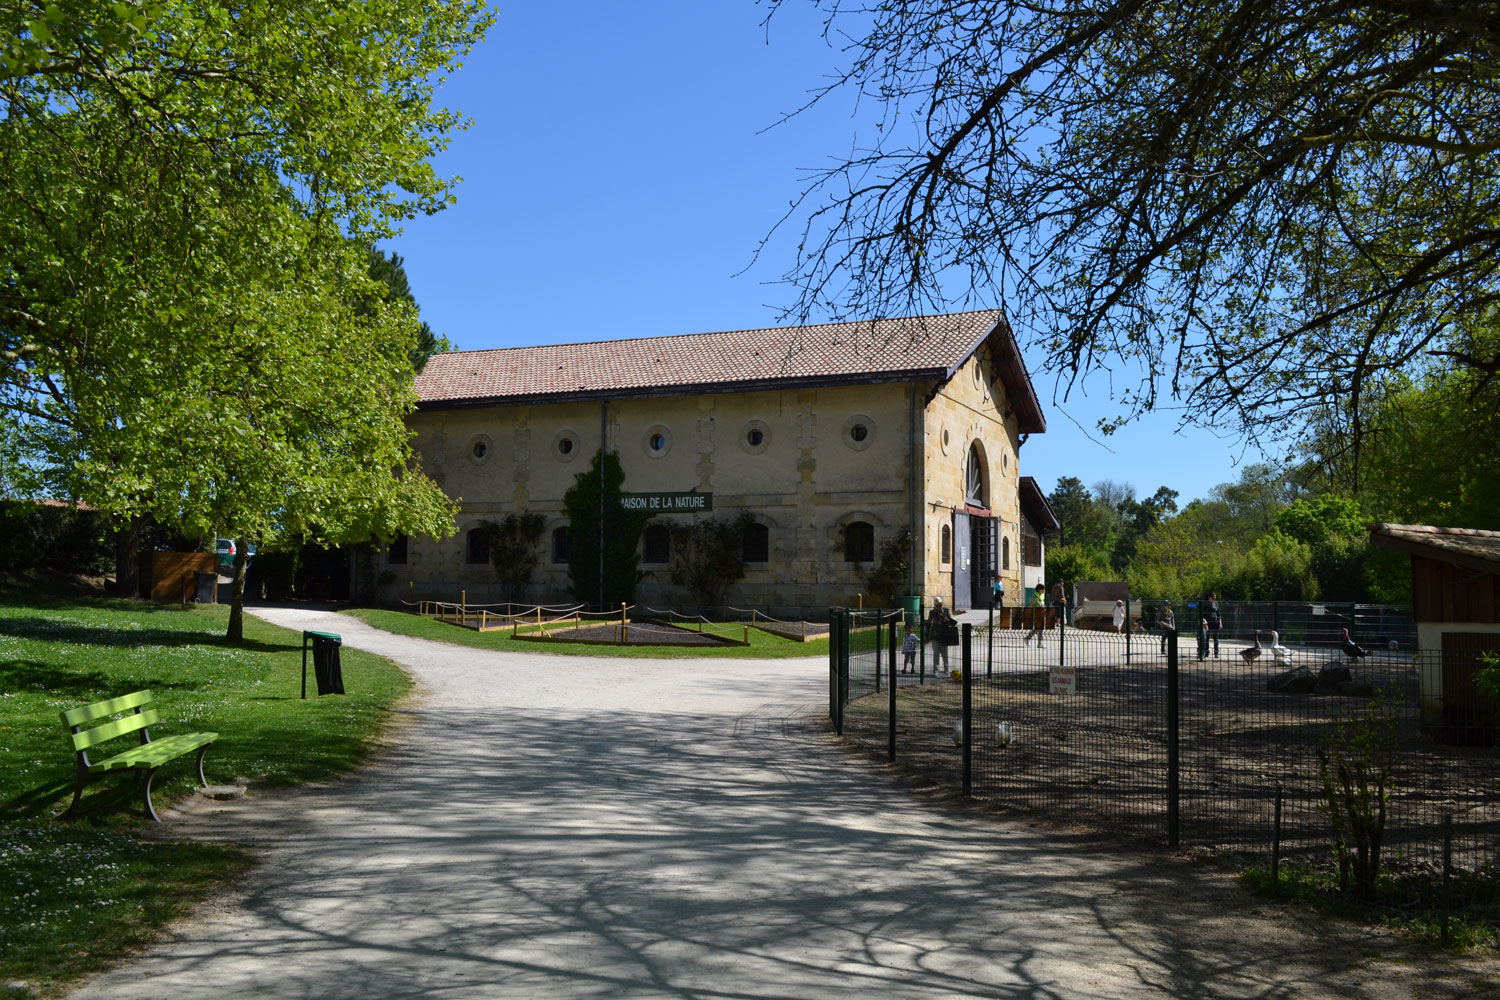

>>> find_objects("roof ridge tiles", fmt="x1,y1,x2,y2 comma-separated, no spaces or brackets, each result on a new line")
431,309,1001,359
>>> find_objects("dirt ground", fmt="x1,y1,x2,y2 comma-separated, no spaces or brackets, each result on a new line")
58,609,1500,999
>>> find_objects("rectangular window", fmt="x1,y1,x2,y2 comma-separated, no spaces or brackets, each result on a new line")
552,526,571,564
643,524,670,564
1022,516,1042,567
844,521,875,563
466,529,489,564
742,523,769,563
387,534,408,565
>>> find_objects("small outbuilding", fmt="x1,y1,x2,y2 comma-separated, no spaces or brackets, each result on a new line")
1369,523,1500,741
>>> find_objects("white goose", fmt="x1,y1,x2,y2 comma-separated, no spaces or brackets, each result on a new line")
1264,629,1293,667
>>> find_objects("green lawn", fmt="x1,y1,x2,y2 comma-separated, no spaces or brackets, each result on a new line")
345,607,831,659
0,598,412,998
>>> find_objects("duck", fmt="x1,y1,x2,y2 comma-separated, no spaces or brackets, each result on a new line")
1266,629,1293,667
1239,632,1263,661
1341,627,1371,660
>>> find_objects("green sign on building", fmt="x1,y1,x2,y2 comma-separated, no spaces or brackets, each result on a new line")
619,491,713,513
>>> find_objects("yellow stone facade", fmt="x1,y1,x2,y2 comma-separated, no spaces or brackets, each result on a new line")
381,316,1044,613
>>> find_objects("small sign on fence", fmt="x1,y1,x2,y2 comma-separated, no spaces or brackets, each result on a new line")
1049,666,1077,695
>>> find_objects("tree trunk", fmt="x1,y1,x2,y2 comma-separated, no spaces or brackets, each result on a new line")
113,514,149,598
226,544,249,644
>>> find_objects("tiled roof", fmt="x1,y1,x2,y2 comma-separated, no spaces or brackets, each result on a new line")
1369,523,1500,574
415,310,1044,431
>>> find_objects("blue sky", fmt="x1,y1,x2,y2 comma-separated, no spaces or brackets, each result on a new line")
388,2,1269,508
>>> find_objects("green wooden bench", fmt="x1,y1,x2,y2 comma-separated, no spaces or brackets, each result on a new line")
59,690,218,823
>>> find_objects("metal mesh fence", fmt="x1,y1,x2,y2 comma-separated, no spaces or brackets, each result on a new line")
830,607,1499,935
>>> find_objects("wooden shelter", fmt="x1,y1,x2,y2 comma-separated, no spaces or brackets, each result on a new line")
1369,523,1500,740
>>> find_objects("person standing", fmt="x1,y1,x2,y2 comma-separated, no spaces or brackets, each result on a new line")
1023,583,1046,645
1204,591,1223,658
1158,599,1176,654
1112,599,1126,633
927,599,952,670
1197,617,1210,661
901,626,920,673
1051,577,1068,628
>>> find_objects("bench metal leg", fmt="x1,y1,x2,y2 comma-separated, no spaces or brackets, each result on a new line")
194,745,211,787
61,778,87,820
141,767,162,823
59,758,90,820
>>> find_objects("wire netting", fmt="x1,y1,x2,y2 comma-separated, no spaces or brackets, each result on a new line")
830,606,1499,934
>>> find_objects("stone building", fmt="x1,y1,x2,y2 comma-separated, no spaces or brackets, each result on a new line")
377,310,1047,613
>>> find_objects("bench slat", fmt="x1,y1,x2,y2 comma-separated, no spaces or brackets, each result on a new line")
61,690,155,727
69,708,159,752
91,732,218,772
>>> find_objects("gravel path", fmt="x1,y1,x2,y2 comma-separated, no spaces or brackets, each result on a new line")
66,607,1496,999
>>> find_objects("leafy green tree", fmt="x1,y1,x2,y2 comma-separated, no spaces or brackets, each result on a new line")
1273,494,1374,599
0,1,488,639
1111,485,1179,570
476,513,547,602
1228,531,1319,602
1043,544,1111,592
668,513,757,609
562,452,652,610
1129,503,1236,600
1208,465,1297,541
768,0,1500,455
1046,476,1112,553
1275,495,1366,548
1303,322,1500,531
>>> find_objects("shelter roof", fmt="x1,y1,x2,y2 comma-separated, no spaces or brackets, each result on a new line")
1368,523,1500,576
415,310,1045,433
1018,476,1060,533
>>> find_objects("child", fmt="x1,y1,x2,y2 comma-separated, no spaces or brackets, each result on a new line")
901,627,919,673
1197,618,1210,661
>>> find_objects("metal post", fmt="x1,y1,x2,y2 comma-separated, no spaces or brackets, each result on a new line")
838,611,850,736
598,408,606,611
1167,626,1180,848
962,622,973,795
829,609,839,724
829,609,839,725
1272,783,1283,889
300,633,309,700
987,602,994,678
1125,597,1132,664
1059,595,1066,670
919,610,927,683
1442,813,1453,945
888,617,897,762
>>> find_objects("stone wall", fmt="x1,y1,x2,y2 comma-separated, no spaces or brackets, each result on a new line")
387,382,927,611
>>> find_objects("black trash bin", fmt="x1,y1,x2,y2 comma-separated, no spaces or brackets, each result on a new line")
194,571,217,604
302,630,344,697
